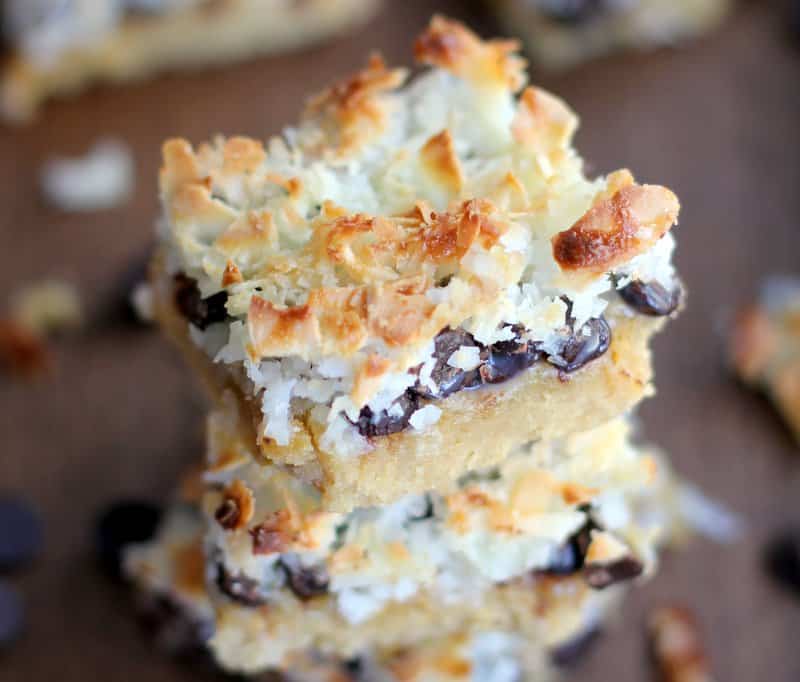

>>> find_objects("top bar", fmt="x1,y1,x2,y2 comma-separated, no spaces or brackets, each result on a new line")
152,16,682,511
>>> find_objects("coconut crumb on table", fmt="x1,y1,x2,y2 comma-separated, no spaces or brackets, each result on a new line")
40,139,134,212
648,606,714,682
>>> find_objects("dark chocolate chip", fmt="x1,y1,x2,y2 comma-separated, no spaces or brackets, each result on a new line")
418,327,482,399
558,317,611,373
215,565,266,607
95,501,161,580
481,334,541,384
550,626,600,667
135,592,213,657
214,499,241,531
583,556,644,589
279,559,329,601
351,390,419,438
0,496,43,573
764,530,800,597
540,521,595,576
0,581,24,649
405,494,435,523
542,542,582,576
539,0,608,25
173,275,229,331
618,280,680,317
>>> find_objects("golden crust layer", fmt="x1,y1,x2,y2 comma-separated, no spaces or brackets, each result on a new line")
153,252,662,512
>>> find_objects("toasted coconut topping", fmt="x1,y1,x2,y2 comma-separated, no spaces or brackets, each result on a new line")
552,183,679,280
303,53,408,156
419,130,464,196
157,17,680,451
216,480,255,532
414,15,527,93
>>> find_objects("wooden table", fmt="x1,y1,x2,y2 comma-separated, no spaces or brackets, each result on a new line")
1,2,799,680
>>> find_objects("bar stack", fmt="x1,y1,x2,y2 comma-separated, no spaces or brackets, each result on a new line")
127,17,701,681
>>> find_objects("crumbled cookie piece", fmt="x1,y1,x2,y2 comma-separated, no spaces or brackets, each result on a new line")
40,139,134,212
730,276,800,442
0,319,52,378
648,606,713,682
10,279,82,336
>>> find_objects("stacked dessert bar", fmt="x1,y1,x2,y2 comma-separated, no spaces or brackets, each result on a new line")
1,0,382,122
128,17,695,679
489,0,731,70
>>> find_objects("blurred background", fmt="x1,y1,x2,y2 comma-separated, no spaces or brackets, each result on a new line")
1,1,799,680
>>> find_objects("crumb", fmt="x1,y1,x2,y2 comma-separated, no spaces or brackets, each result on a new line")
648,606,713,682
0,320,52,378
40,139,134,212
10,280,82,336
130,282,154,324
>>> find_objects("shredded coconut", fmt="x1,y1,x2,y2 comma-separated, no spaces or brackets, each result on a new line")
41,139,133,212
408,404,442,431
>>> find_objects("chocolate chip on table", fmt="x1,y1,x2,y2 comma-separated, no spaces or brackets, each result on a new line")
558,317,611,373
0,496,43,572
618,280,681,317
539,0,607,25
0,581,23,650
95,501,162,580
583,556,644,589
764,529,800,597
279,559,330,601
215,565,266,607
173,274,229,330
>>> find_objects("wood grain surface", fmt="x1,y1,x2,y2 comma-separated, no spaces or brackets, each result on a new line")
1,2,799,680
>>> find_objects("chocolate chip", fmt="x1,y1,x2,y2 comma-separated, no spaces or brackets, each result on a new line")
618,280,680,317
418,328,482,399
764,530,800,597
351,390,419,438
173,274,229,330
481,333,541,384
135,592,213,657
550,626,600,667
0,496,43,572
95,501,161,580
542,542,582,576
584,556,644,589
539,0,607,25
214,499,241,531
0,581,24,649
540,521,595,576
558,317,611,373
279,558,329,601
215,564,266,607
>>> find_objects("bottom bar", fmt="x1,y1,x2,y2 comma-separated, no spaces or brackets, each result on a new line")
124,416,729,679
